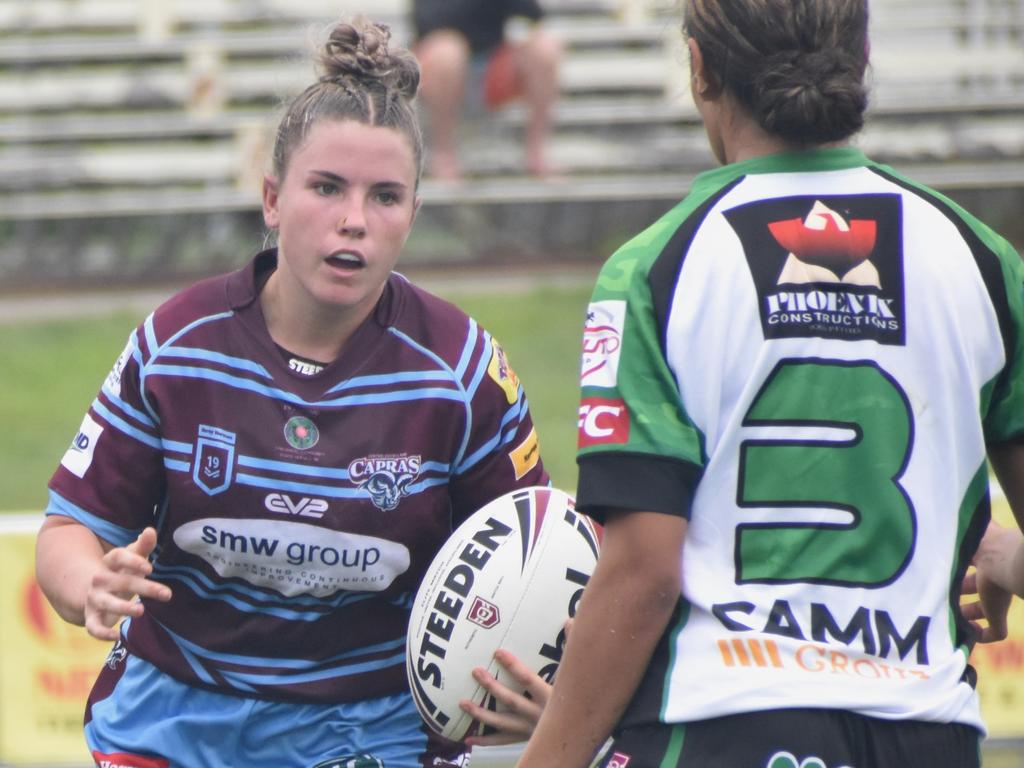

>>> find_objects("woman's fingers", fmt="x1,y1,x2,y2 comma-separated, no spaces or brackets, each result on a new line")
458,649,556,746
126,527,159,559
493,649,552,705
82,530,173,641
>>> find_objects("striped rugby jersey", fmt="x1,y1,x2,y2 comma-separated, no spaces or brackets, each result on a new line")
575,148,1024,732
49,250,547,703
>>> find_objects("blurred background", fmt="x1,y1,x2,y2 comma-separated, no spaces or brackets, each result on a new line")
1,0,1024,765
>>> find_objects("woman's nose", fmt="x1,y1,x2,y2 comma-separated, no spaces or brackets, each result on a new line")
337,207,366,237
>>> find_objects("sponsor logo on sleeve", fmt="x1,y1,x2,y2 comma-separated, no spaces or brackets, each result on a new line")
60,413,104,478
103,337,135,398
725,195,905,345
581,300,626,388
578,398,630,448
607,753,632,768
509,427,541,480
487,337,521,404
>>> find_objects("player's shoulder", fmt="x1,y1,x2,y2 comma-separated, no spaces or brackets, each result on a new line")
595,202,697,301
152,274,233,331
387,272,483,345
138,259,253,356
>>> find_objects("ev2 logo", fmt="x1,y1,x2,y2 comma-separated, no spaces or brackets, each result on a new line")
264,493,328,519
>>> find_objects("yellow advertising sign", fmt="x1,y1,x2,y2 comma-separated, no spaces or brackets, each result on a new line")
2,495,1024,765
0,515,111,765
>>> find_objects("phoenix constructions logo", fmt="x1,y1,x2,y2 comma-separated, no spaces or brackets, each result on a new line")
724,194,906,345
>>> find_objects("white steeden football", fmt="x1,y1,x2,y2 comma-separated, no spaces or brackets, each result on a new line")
406,486,601,741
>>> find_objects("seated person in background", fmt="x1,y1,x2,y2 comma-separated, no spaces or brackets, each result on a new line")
412,0,562,180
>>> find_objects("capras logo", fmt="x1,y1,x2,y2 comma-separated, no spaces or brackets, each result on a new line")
265,492,328,519
578,397,630,448
349,454,422,511
348,455,422,480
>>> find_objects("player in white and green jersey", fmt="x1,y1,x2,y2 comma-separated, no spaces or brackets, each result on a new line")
515,1,1024,767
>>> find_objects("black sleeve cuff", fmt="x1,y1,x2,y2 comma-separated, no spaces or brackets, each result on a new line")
575,452,703,524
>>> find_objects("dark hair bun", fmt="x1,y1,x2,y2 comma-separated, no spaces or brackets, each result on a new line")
685,0,870,145
751,47,868,144
318,19,420,100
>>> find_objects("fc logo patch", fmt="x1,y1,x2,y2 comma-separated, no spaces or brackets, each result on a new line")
578,398,630,448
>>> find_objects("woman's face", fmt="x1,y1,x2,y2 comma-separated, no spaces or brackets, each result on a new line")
262,119,420,318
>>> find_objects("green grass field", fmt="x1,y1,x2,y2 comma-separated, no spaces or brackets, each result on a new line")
0,282,591,513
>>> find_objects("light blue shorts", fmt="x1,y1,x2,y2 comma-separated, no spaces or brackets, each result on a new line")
84,644,468,768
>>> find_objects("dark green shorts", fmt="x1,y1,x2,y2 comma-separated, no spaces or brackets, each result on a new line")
597,708,981,768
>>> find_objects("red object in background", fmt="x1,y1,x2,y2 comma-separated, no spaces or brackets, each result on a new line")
483,42,524,109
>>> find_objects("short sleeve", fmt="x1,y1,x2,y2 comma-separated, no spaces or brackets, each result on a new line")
448,332,549,525
47,326,165,545
981,234,1024,444
575,247,705,522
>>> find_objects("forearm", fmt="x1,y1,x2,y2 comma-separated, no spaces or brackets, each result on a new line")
976,523,1024,597
516,512,685,768
35,516,108,625
987,442,1024,596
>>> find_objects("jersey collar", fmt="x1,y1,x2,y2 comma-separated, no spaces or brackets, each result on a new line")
692,146,871,194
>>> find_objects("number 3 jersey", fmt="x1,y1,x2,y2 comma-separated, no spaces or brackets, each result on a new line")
48,250,547,704
575,148,1024,732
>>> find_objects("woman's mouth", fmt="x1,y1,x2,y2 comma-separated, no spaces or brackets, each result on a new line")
325,251,365,270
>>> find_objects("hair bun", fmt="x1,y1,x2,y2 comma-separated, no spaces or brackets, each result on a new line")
751,47,868,143
684,0,870,145
317,19,420,99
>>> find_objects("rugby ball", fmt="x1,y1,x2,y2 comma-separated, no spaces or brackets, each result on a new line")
406,486,601,741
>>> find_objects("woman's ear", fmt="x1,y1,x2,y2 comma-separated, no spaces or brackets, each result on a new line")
262,174,280,229
687,37,718,100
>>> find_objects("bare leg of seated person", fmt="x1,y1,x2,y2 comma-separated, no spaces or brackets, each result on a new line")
514,28,562,178
417,29,469,180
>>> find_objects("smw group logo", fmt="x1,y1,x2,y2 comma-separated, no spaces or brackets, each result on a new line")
725,194,906,345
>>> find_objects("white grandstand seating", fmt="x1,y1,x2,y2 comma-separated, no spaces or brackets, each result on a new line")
0,0,1023,285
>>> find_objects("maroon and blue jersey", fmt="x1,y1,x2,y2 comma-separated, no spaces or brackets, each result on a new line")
48,250,547,704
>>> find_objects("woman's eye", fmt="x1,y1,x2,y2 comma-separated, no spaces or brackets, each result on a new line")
376,191,398,205
314,182,338,195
